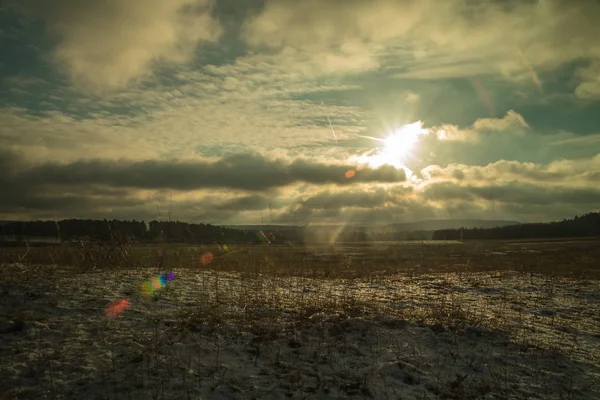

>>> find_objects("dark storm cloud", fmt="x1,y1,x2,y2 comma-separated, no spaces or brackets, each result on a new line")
0,181,144,214
0,149,27,177
0,150,405,218
6,151,405,191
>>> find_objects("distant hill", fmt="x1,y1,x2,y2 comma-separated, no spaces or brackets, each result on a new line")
387,219,520,232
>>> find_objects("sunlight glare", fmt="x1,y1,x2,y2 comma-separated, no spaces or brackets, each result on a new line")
367,121,426,169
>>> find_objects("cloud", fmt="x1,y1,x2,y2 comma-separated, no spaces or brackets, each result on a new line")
2,148,599,223
0,148,27,177
240,0,438,76
432,110,529,141
423,181,600,207
243,0,600,95
472,110,529,133
420,157,600,185
1,150,406,192
21,0,222,90
0,185,144,213
0,148,407,222
575,61,600,100
301,189,390,210
243,0,445,50
405,91,420,103
215,194,272,212
432,124,476,142
0,86,367,163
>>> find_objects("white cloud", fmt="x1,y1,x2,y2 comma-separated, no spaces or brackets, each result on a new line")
0,68,368,164
22,0,222,90
0,37,377,164
420,156,600,188
472,110,529,133
431,110,529,141
433,124,476,142
405,91,420,103
243,0,600,94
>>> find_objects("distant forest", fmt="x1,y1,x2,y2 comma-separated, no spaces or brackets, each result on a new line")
1,212,599,244
0,219,280,244
432,212,600,240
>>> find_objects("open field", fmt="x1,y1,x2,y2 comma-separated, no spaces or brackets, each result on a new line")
1,239,599,399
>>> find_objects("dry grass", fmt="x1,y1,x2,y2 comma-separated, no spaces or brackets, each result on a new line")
1,238,599,399
2,237,599,282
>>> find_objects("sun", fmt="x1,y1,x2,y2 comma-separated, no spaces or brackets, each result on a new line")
382,123,421,159
366,121,426,169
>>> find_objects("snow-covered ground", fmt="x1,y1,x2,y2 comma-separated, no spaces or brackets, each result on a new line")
1,267,599,399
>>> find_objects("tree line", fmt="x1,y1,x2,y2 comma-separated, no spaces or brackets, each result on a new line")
432,212,600,240
0,219,276,244
2,212,599,244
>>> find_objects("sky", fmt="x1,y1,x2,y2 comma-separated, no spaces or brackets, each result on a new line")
1,0,600,226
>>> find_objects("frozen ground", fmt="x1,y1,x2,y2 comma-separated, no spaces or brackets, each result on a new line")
1,266,599,399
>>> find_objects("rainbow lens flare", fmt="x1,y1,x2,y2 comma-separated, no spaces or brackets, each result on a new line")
105,272,176,316
105,298,130,318
138,272,176,297
152,275,166,290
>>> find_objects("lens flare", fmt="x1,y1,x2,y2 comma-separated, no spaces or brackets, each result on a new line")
345,169,356,179
152,276,166,290
106,272,176,317
138,272,176,297
105,298,130,318
201,252,214,265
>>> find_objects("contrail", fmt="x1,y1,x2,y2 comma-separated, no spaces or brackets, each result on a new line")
322,101,338,143
515,46,543,94
327,115,338,143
